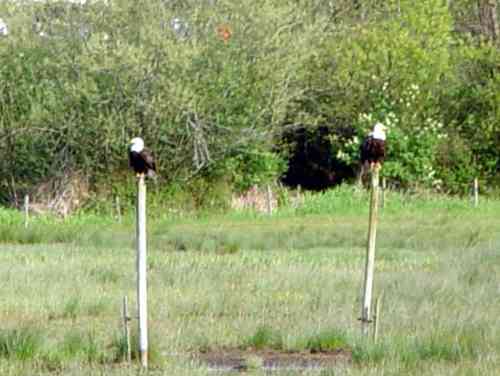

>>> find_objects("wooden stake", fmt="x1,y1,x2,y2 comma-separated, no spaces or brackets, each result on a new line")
136,175,148,368
373,292,383,343
266,185,273,215
361,164,380,335
116,196,122,224
24,194,29,229
473,178,479,208
122,296,132,364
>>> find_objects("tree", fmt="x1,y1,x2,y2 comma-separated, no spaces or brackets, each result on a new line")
478,0,499,41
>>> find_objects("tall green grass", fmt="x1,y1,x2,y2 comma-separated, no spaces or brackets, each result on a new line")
4,186,497,254
0,328,42,361
1,187,499,374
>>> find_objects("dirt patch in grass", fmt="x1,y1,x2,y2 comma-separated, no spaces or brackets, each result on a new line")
195,348,351,371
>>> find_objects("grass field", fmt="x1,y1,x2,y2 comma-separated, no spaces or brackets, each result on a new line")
1,187,499,375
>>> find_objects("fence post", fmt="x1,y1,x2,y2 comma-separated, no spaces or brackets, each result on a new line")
136,175,148,368
361,164,380,335
473,178,479,208
24,194,29,229
266,185,273,215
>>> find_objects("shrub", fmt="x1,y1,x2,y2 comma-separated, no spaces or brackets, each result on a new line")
0,327,43,360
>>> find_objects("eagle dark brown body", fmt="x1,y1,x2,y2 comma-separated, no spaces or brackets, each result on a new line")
129,150,156,177
360,136,386,166
129,137,157,178
357,123,387,186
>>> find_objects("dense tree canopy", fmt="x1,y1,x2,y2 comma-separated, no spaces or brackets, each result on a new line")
0,0,499,204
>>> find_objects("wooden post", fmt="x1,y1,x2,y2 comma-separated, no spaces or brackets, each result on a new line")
296,184,302,207
116,196,122,224
122,296,132,364
136,175,148,368
373,292,383,343
266,185,273,215
473,178,479,208
361,164,380,335
24,194,29,229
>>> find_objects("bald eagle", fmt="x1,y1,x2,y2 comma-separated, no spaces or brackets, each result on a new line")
129,137,157,178
360,123,387,169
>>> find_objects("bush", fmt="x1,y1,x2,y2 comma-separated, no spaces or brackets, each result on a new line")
0,0,498,202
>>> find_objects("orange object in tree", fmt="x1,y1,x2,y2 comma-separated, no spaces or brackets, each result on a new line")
216,24,232,43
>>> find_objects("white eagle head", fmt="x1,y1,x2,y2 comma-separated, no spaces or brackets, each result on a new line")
130,137,144,152
372,123,387,141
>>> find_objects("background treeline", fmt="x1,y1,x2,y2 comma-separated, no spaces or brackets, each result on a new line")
0,0,499,206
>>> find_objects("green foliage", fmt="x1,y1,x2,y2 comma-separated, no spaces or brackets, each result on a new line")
222,150,287,192
0,327,42,361
352,343,388,365
400,329,482,366
0,223,81,244
111,329,162,365
62,297,81,321
356,84,446,189
352,328,483,368
0,0,498,202
243,326,283,351
442,42,500,186
435,135,478,193
1,198,500,373
304,329,349,353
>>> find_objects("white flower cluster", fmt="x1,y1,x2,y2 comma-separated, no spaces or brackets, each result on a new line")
398,83,421,108
359,113,374,123
417,117,447,139
345,136,359,146
0,18,8,37
335,135,361,164
336,149,348,161
385,112,398,129
422,164,443,188
423,164,436,179
359,111,395,132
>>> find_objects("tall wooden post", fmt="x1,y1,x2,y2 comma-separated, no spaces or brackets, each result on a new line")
24,194,29,229
473,178,479,208
361,164,380,335
136,175,148,368
266,185,273,215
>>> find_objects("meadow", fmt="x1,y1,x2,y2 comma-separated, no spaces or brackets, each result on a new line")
0,187,499,375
